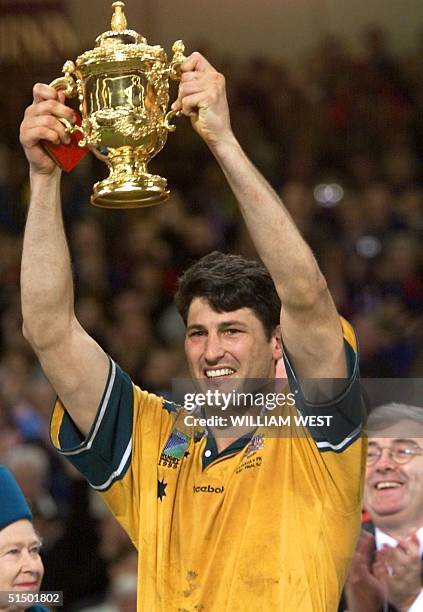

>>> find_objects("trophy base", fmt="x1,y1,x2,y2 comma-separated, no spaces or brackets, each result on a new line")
91,174,170,209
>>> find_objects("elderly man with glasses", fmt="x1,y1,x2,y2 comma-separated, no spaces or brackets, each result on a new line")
342,403,423,612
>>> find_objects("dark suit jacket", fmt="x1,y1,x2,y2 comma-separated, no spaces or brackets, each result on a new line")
338,521,397,612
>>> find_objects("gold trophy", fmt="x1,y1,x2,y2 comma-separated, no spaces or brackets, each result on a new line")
49,1,186,208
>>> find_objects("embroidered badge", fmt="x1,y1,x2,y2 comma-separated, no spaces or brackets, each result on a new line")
244,433,265,458
162,429,190,459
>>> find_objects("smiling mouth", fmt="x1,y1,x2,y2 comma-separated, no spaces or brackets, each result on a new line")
204,368,236,378
374,481,404,490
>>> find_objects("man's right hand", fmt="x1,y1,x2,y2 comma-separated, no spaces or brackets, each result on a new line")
19,83,75,175
344,530,384,612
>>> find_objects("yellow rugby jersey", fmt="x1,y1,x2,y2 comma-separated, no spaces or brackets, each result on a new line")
50,319,365,611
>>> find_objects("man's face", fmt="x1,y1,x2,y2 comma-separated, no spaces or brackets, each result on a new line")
184,297,281,381
364,420,423,529
0,520,44,591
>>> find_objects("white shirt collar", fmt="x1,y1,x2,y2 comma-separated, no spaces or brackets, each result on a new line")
375,525,423,557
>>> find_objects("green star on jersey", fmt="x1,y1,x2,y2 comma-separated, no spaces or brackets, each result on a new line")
157,478,167,501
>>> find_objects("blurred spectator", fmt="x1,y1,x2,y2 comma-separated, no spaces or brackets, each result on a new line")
3,444,57,523
79,551,138,612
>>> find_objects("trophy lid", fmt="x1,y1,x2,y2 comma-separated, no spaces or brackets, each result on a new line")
76,1,167,69
95,2,146,46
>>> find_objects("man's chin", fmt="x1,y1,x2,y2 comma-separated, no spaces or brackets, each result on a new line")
370,501,407,518
195,375,240,391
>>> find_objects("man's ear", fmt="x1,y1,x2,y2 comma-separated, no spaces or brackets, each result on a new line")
271,325,283,362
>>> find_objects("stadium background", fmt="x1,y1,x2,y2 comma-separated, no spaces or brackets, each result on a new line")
0,0,422,609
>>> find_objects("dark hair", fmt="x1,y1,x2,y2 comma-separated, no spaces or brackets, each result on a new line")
175,251,281,339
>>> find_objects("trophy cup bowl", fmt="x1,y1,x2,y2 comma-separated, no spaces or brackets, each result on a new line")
48,1,186,209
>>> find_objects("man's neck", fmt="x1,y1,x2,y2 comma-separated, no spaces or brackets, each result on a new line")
211,423,256,454
206,405,259,454
215,436,239,454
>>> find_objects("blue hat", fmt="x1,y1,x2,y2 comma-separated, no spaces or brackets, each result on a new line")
0,465,32,530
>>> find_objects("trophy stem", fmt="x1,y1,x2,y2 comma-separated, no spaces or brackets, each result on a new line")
91,147,170,209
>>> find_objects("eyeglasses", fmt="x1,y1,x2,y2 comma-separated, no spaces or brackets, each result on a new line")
367,440,423,466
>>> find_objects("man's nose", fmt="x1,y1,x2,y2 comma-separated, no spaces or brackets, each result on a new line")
204,332,225,363
375,447,397,470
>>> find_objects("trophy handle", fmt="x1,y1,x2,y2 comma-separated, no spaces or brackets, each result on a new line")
169,40,186,80
49,61,87,147
163,109,182,132
56,117,86,147
164,40,186,132
50,60,78,98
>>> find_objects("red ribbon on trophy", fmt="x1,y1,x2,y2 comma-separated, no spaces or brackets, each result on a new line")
42,111,89,173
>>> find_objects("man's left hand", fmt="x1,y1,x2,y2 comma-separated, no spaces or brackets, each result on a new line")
172,52,234,148
373,531,422,612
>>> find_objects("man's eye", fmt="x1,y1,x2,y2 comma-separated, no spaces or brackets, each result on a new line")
189,330,206,337
224,328,240,335
30,546,41,555
7,549,20,556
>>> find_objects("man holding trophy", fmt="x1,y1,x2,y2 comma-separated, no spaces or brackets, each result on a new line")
19,6,365,609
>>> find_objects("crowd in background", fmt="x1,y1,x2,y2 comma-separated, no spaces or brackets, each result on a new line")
0,23,422,610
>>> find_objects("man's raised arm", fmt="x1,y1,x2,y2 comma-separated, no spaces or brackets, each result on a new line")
174,53,348,381
20,84,109,436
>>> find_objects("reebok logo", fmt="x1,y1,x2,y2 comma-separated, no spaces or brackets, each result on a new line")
193,485,225,494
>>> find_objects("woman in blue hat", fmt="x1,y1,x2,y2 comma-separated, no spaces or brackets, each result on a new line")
0,465,46,612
